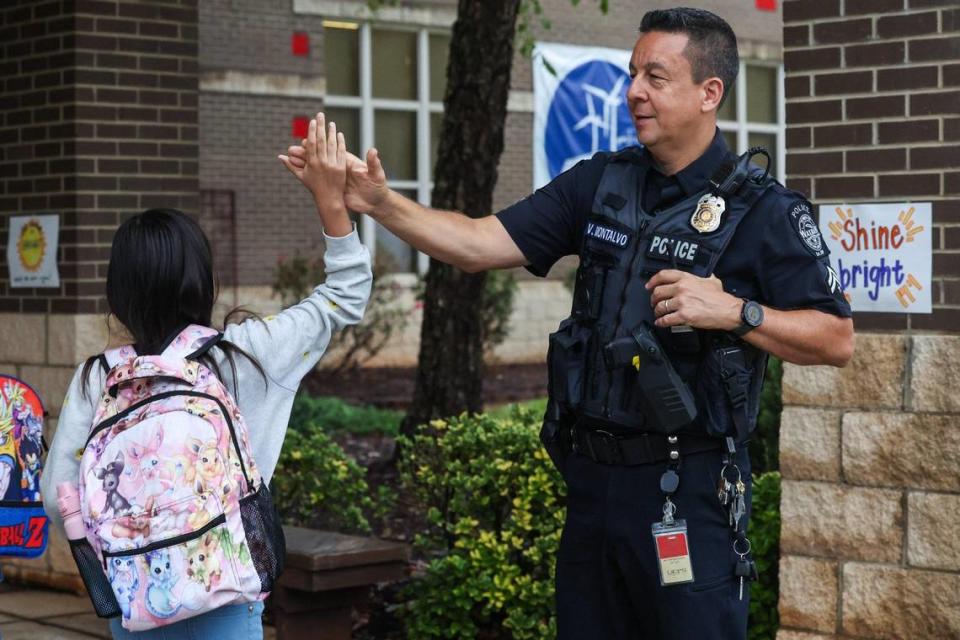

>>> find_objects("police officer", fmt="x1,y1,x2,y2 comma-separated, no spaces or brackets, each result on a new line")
283,7,854,638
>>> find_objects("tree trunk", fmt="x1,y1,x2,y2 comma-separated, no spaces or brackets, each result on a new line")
401,0,522,436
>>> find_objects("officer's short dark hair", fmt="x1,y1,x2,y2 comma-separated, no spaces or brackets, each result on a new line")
639,7,739,108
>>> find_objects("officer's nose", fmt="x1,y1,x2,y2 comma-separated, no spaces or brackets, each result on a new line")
627,77,648,105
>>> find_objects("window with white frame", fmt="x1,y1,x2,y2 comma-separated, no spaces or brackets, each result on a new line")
323,20,450,274
717,61,785,183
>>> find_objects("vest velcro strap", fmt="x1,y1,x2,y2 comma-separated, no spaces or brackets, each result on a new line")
571,426,724,466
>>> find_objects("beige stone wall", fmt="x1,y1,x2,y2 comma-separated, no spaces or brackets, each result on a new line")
0,313,114,592
778,333,960,639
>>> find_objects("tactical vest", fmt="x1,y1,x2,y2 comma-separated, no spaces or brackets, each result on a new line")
547,147,774,442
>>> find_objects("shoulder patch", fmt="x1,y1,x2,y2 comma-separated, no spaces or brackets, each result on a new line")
787,200,827,259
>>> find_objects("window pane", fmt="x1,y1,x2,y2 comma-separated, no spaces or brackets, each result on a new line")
324,25,359,97
374,110,417,181
748,132,777,174
376,190,418,272
429,34,450,102
722,130,738,153
717,78,737,122
322,107,361,158
747,65,777,124
372,29,417,100
430,111,444,175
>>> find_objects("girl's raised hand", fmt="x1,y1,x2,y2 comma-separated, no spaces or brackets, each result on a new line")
279,112,347,212
279,112,352,236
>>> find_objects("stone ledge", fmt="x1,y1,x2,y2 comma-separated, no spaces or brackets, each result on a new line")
842,412,960,492
907,492,960,572
777,632,838,640
779,555,838,633
780,407,842,482
782,334,905,410
780,481,903,562
842,562,960,639
909,335,960,413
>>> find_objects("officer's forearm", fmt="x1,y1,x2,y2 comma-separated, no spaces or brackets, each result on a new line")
741,307,854,367
369,190,527,272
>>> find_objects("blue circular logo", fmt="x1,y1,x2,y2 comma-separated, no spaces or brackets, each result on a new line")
545,60,636,180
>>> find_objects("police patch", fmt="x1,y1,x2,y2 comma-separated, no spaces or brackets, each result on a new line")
646,234,700,266
585,221,630,248
788,200,826,259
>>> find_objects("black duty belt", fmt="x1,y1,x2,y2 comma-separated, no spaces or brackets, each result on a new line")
571,425,725,466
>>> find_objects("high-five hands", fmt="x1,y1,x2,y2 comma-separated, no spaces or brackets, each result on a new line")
282,115,390,214
278,112,352,236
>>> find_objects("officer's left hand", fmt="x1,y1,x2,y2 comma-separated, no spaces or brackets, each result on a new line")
646,270,742,331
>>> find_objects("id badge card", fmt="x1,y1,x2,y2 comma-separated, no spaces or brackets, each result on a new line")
652,519,694,586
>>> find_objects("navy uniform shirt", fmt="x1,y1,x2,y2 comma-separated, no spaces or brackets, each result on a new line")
496,130,852,318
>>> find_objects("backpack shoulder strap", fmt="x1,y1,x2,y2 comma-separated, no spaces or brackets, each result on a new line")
160,325,222,361
103,344,137,370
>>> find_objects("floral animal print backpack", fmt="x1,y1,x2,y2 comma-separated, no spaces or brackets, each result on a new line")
77,325,284,631
0,376,48,559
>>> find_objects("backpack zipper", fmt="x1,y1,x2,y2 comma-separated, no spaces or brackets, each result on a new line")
101,512,226,561
85,390,251,491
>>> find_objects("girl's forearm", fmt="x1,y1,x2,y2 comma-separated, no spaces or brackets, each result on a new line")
315,198,352,238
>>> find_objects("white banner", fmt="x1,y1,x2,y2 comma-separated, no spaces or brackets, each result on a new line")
7,214,60,289
533,42,635,190
818,202,931,313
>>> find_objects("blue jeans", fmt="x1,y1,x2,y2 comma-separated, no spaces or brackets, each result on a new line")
109,601,264,639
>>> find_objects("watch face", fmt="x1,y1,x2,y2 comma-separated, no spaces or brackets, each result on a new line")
745,302,763,326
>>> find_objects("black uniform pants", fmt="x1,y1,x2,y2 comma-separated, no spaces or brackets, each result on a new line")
555,446,752,640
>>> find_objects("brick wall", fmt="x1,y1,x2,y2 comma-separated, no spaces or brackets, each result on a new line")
782,0,960,331
0,0,199,590
779,2,960,638
0,0,199,315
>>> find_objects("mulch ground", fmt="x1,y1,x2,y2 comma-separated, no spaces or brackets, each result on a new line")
302,362,549,410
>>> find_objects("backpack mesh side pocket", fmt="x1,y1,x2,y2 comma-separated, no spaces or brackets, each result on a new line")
68,538,121,618
239,483,285,593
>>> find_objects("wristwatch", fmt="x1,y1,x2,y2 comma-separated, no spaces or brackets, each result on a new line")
733,299,763,337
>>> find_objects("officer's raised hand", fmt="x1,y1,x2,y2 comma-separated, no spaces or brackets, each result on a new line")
647,270,741,330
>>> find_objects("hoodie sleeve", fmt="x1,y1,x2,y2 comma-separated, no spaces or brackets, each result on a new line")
40,363,102,534
222,226,373,392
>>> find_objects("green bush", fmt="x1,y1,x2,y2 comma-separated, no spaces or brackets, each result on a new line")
748,471,781,640
397,406,565,639
272,414,377,533
291,391,402,436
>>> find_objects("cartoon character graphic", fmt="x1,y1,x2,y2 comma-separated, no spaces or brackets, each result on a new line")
108,556,140,620
110,495,154,543
17,436,42,501
144,548,181,619
94,452,131,517
125,429,172,502
186,437,227,497
185,532,222,592
0,454,16,500
213,525,251,566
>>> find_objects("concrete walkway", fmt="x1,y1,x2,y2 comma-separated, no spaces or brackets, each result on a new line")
0,586,276,639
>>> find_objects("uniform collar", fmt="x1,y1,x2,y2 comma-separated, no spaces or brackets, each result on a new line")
645,129,730,197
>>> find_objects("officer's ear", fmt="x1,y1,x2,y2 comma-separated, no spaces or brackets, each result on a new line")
701,77,725,115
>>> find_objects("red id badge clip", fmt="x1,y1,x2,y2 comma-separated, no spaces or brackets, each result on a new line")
652,519,694,586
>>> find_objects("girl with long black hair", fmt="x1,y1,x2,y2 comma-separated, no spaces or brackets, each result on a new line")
42,114,370,639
